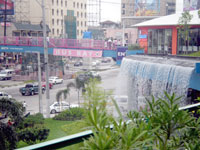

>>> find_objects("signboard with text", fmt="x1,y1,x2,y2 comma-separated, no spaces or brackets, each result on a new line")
0,0,14,15
53,49,102,58
117,47,127,61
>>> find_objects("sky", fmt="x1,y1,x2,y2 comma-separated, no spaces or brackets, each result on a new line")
101,0,121,22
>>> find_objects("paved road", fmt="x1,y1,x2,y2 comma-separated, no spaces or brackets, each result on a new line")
0,65,120,116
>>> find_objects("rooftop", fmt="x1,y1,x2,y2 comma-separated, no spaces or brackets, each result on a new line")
133,10,200,27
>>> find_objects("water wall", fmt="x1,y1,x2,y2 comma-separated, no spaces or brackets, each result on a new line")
116,55,198,112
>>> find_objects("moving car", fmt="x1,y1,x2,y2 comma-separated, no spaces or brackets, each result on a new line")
74,62,83,67
0,92,12,99
49,76,63,84
50,101,79,114
19,83,45,96
0,69,15,80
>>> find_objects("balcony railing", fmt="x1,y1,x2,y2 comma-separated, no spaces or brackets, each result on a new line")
0,36,117,50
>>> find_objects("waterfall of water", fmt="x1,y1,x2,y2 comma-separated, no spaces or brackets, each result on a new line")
116,57,194,113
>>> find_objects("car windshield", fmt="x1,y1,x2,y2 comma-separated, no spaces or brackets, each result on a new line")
25,84,33,88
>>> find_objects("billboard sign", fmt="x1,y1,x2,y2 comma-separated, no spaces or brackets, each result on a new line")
183,0,200,11
134,0,160,16
117,47,127,61
0,0,14,15
53,49,102,58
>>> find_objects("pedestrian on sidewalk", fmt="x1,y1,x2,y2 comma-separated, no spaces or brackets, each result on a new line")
23,101,27,113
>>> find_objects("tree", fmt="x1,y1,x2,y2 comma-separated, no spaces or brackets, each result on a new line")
0,98,24,149
178,11,193,53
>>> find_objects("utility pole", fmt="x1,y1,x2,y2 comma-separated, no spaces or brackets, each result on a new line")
4,0,7,42
37,52,43,114
122,19,125,46
42,0,50,118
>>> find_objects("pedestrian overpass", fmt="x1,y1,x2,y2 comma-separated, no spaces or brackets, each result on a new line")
0,36,117,58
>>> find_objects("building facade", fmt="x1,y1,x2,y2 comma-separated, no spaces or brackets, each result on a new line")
121,0,176,27
134,10,200,55
13,0,87,39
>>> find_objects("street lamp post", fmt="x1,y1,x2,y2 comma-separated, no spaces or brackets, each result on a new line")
41,0,50,118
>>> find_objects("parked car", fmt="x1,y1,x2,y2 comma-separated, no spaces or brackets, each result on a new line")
42,82,53,89
0,92,12,99
0,69,15,80
49,76,63,84
19,83,45,96
50,101,79,114
102,58,111,63
74,62,83,67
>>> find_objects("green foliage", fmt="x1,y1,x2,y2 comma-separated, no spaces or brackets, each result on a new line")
20,113,44,128
0,98,24,126
143,92,195,149
17,125,49,144
0,122,18,150
82,80,154,150
17,113,49,144
53,107,85,121
61,120,88,134
82,81,200,150
182,51,200,57
0,98,24,149
56,88,70,103
177,11,193,48
128,44,143,50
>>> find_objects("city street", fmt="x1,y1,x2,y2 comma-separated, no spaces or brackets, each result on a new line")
0,63,120,116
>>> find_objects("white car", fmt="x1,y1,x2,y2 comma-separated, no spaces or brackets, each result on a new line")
0,92,12,99
49,76,63,84
50,101,79,114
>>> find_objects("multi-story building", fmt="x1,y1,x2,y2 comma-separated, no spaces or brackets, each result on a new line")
14,0,87,39
121,0,176,27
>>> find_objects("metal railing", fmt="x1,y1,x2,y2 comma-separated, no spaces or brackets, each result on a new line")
0,36,117,50
16,130,93,150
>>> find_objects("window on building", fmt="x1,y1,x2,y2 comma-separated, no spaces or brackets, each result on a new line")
57,9,59,15
77,30,79,36
85,12,86,18
61,10,63,16
85,21,87,26
77,21,79,27
65,0,67,7
122,10,125,15
61,19,63,25
57,29,59,35
52,19,54,25
52,0,54,5
57,19,59,25
73,2,75,8
77,2,79,8
61,0,63,6
81,12,83,18
81,3,83,9
77,11,79,17
81,21,83,27
85,4,86,9
52,28,55,35
52,9,54,15
61,29,63,35
57,0,58,6
122,3,125,8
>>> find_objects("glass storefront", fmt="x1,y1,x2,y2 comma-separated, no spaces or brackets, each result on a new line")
148,29,172,54
177,28,200,54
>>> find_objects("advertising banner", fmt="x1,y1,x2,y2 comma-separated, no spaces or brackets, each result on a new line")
0,0,14,15
183,0,200,11
134,0,160,16
117,47,127,61
53,49,102,58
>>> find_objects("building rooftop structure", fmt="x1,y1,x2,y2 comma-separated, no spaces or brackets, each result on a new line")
133,10,200,27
